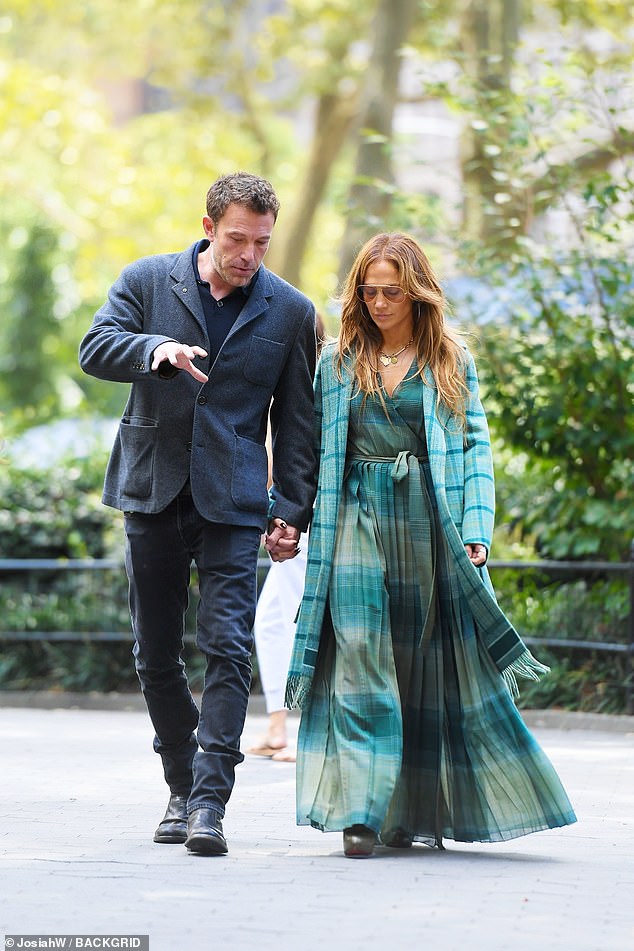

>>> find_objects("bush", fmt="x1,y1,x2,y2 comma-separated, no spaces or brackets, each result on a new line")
0,639,210,694
0,455,268,693
470,240,634,562
0,454,119,559
0,454,133,692
490,568,631,713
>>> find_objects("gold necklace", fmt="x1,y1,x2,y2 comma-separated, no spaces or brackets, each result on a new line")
378,337,413,367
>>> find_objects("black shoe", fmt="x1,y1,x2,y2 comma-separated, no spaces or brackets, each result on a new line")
381,827,413,849
184,808,228,855
153,793,189,844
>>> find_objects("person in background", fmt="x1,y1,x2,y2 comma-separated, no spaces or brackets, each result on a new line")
286,232,576,858
249,541,308,762
79,172,316,855
249,315,327,763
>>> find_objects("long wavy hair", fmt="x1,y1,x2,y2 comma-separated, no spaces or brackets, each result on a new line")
335,232,469,426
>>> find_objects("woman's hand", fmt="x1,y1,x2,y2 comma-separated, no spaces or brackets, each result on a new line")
465,543,487,566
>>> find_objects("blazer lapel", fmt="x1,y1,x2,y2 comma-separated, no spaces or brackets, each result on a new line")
169,252,272,352
223,266,272,341
169,245,207,335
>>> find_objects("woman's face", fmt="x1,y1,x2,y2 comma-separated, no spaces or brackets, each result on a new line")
361,259,413,343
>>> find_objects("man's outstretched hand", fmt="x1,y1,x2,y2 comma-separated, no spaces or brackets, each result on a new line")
152,342,209,382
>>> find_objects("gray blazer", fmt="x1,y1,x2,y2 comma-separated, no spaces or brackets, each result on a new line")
79,242,317,532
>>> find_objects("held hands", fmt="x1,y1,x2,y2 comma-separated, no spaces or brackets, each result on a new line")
265,518,301,563
465,543,487,567
151,342,209,382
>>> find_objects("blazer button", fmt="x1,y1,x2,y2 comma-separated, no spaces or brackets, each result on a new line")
186,442,192,452
197,395,207,405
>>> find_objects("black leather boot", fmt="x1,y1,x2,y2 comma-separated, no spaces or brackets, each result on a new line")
153,793,189,844
184,808,228,855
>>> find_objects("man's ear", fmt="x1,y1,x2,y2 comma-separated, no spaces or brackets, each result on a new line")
202,215,215,240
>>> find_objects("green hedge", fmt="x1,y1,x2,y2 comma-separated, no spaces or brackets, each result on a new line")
491,572,629,714
0,454,119,559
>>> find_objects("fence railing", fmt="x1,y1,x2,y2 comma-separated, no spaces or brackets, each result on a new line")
1,546,632,713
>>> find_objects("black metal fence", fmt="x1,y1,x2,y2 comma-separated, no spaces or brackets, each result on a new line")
1,547,632,712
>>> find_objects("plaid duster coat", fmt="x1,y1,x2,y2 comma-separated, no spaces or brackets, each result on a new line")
286,343,543,709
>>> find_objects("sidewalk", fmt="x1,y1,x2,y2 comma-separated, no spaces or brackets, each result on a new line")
1,702,632,951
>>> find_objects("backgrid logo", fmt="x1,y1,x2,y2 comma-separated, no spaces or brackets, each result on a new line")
5,939,149,950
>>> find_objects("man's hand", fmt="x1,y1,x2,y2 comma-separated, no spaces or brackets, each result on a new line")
152,342,209,382
265,518,301,562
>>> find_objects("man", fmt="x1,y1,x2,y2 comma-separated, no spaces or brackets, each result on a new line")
79,172,317,855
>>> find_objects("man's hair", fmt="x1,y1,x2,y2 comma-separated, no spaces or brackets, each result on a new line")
206,172,280,224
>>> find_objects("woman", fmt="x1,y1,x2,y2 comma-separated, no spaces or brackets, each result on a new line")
285,233,576,858
249,539,307,761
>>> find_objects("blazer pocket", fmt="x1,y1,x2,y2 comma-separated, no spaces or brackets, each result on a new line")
231,433,269,513
119,415,158,499
243,335,285,387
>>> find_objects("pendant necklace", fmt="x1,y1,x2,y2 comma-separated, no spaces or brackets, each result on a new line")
378,337,413,367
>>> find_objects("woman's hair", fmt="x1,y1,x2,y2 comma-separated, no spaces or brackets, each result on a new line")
315,311,327,358
336,232,468,425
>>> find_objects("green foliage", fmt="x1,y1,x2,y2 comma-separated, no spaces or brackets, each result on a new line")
1,225,57,407
0,641,138,693
516,654,629,715
475,236,634,560
450,55,634,560
0,452,131,691
0,222,88,427
0,0,319,424
493,571,629,644
0,639,207,694
433,26,634,251
490,570,630,714
0,448,271,692
0,455,118,558
1,0,633,706
0,572,128,632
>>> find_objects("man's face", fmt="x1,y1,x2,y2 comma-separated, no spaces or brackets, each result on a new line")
203,203,275,289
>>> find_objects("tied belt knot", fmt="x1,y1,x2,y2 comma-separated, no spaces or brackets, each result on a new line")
347,449,426,483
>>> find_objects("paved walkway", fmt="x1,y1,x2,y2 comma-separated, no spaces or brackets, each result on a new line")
1,702,633,951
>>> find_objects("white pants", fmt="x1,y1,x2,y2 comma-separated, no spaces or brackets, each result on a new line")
253,534,308,713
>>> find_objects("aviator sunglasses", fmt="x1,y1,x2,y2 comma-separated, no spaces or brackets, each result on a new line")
356,284,408,303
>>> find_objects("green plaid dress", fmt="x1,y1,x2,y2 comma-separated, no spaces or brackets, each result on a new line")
295,364,576,844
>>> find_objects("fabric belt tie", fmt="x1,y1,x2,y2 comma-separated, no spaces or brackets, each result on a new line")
347,450,437,650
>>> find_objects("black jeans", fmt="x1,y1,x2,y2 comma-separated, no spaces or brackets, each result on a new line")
124,492,261,818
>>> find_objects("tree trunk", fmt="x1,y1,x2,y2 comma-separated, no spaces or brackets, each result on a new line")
459,0,521,244
272,89,361,288
337,0,419,282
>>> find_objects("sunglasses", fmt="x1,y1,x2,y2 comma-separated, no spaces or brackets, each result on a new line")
356,285,408,303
